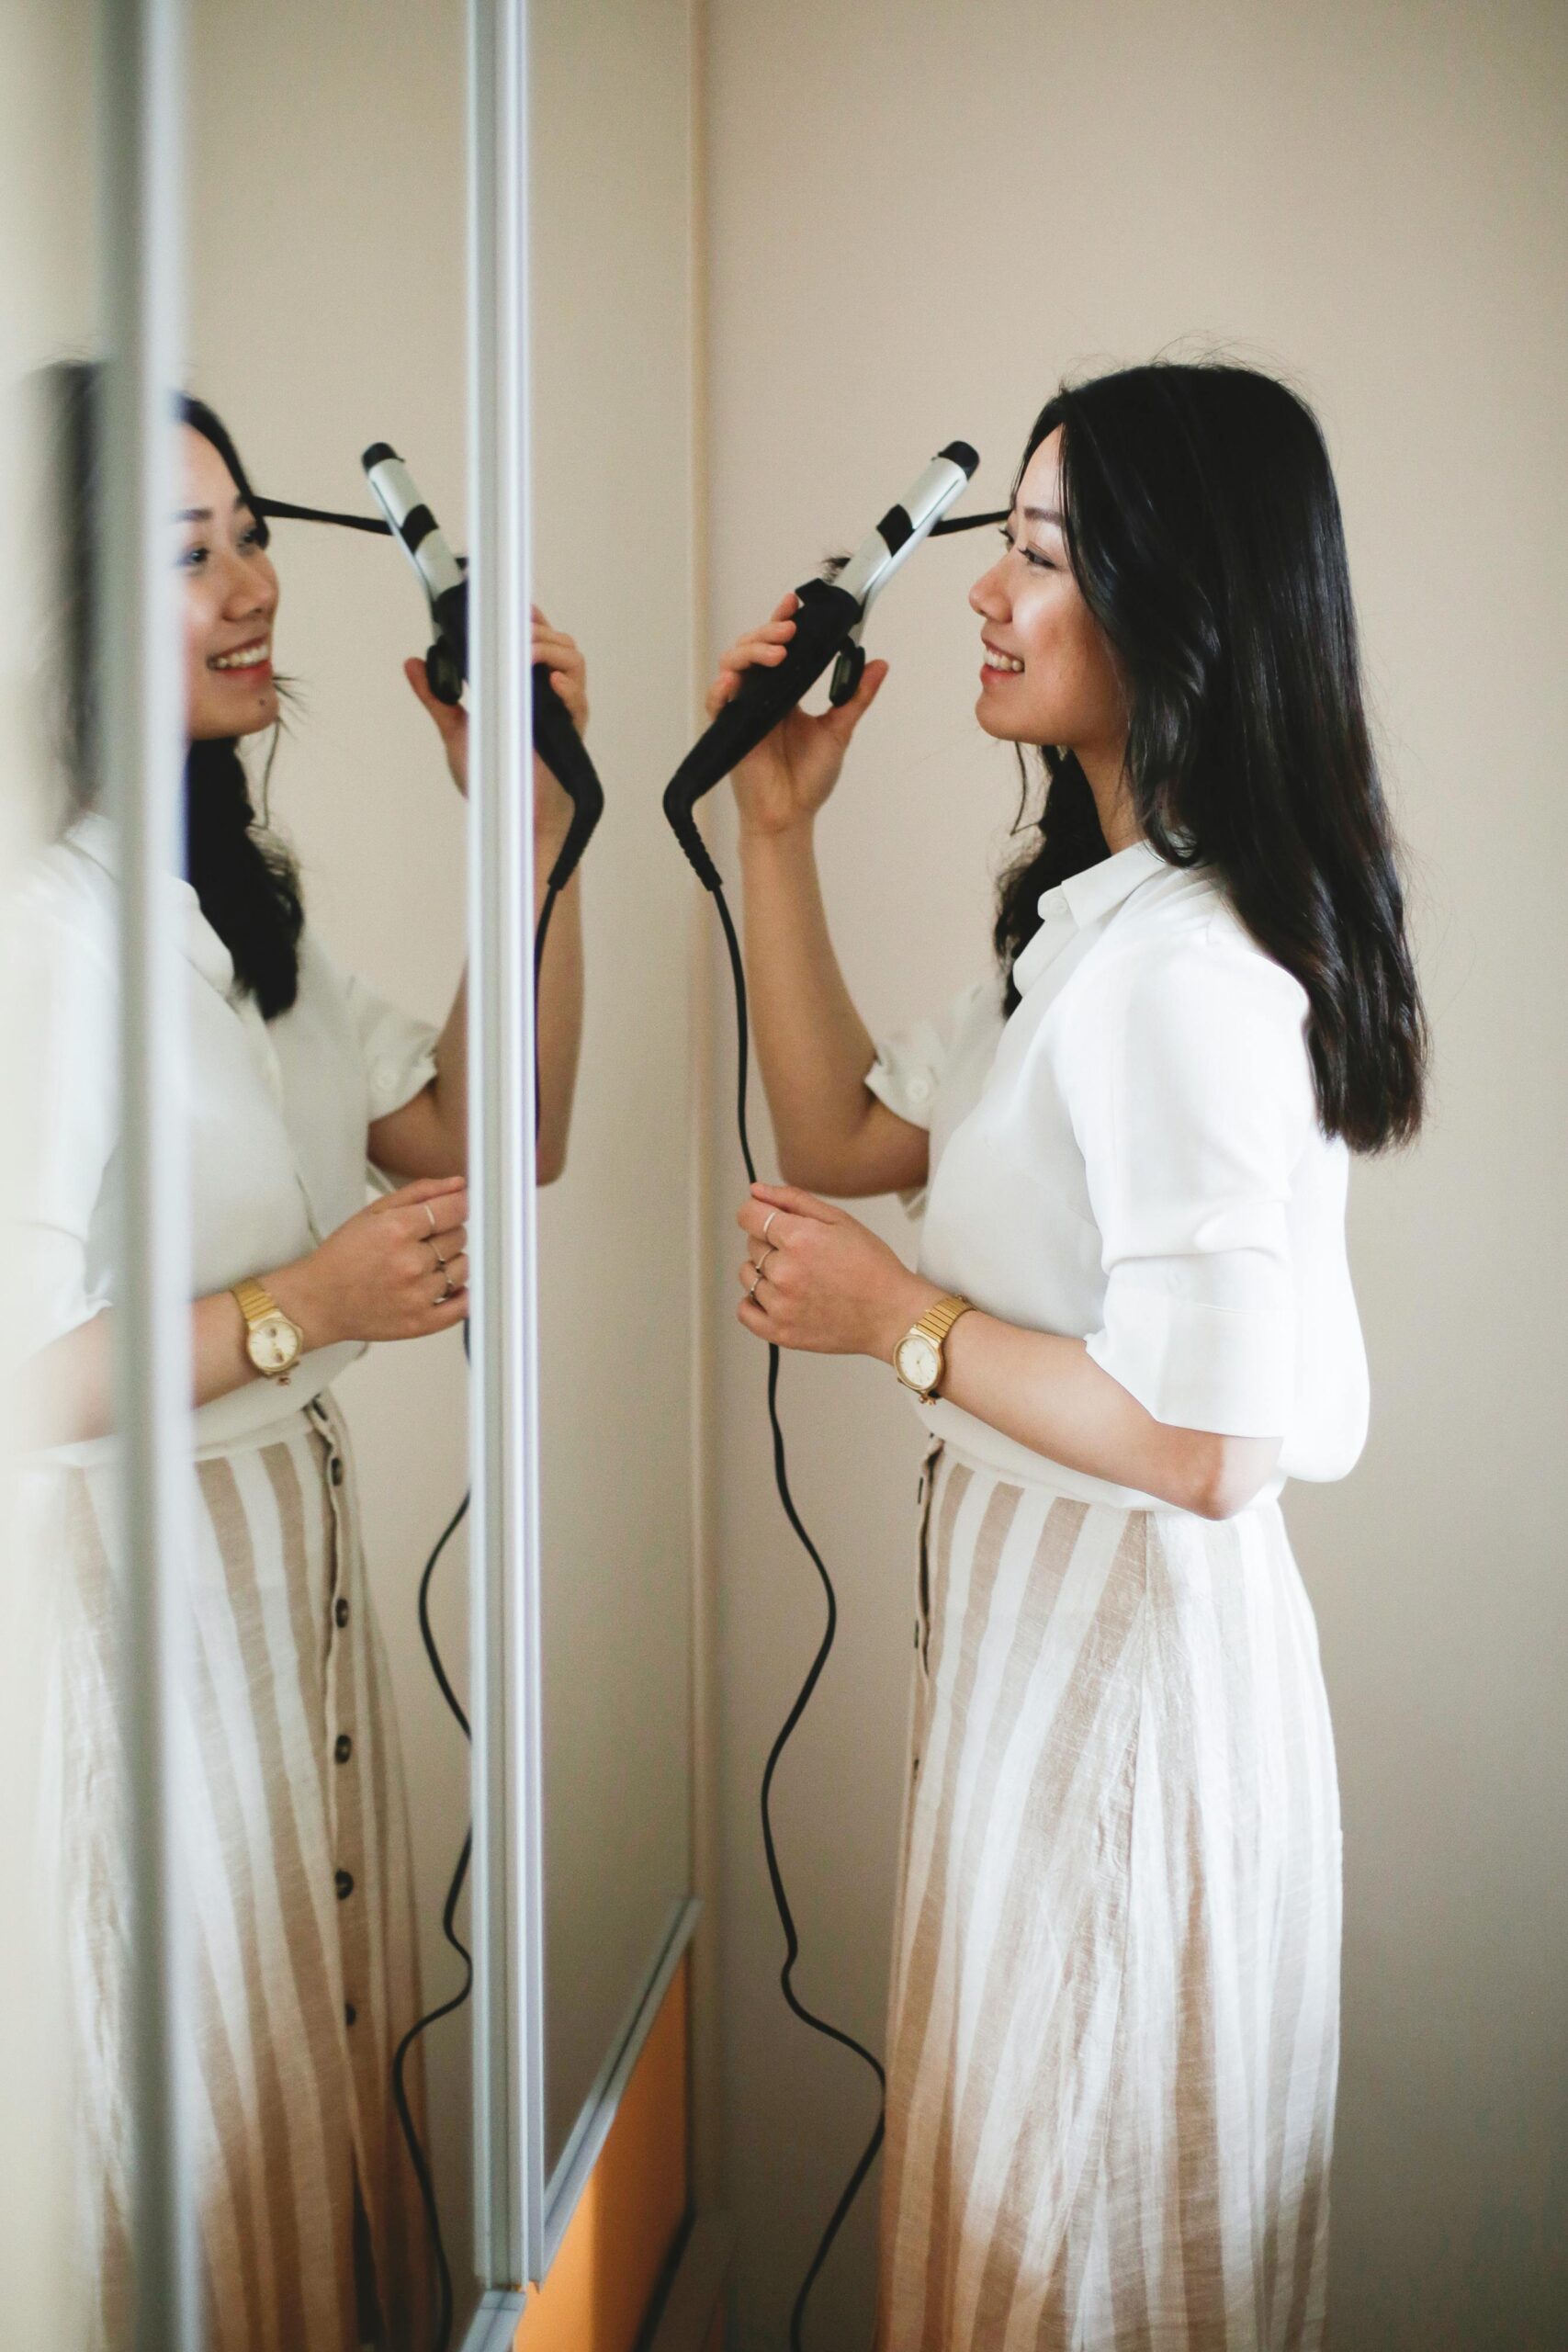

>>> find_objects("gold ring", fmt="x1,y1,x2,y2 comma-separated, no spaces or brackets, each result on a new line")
762,1209,780,1242
423,1203,438,1235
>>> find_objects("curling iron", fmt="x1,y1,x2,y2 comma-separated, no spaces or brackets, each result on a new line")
660,442,1003,2350
257,448,605,901
663,441,1003,891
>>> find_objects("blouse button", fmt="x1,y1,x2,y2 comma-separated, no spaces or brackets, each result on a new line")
329,1457,344,1487
334,1869,355,1901
334,1734,353,1764
344,2001,357,2029
906,1070,934,1106
373,1057,400,1094
334,1597,350,1629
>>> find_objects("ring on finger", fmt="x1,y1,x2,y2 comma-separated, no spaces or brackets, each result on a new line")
424,1236,448,1269
762,1209,780,1243
423,1203,438,1235
744,1263,765,1302
434,1276,457,1306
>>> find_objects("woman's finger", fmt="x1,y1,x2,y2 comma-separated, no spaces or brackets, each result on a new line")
737,1199,800,1244
749,1181,840,1225
373,1173,467,1214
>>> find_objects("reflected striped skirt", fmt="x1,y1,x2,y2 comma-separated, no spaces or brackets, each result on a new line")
50,1393,434,2352
875,1442,1341,2352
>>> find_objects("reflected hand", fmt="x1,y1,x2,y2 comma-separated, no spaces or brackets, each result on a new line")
709,592,888,840
405,655,468,797
271,1175,470,1348
735,1182,936,1360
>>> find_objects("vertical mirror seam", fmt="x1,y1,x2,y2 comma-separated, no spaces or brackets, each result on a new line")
96,0,199,2342
466,0,545,2295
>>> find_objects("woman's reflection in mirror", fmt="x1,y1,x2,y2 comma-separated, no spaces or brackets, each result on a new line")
15,361,588,2350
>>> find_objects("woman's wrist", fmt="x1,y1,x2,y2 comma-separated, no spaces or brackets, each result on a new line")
868,1270,945,1363
265,1257,337,1353
737,809,817,858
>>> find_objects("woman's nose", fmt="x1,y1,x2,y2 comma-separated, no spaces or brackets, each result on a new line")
221,558,276,620
968,564,1008,620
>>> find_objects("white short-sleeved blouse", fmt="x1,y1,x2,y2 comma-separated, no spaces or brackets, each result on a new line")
866,838,1369,1510
12,811,440,1464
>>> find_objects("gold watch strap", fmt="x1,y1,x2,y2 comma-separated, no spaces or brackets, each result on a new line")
915,1294,974,1349
231,1276,285,1329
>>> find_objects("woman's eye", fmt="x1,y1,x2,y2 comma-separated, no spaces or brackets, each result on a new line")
177,543,208,571
239,525,264,552
997,526,1055,571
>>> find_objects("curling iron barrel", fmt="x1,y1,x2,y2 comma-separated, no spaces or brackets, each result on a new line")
662,441,979,891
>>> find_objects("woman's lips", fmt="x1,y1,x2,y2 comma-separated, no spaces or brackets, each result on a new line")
209,640,272,677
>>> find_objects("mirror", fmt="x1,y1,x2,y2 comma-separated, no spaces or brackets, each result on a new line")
183,0,477,2339
528,0,701,2220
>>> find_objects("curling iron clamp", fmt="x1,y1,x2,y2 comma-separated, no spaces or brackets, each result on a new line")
255,447,605,898
661,439,1006,891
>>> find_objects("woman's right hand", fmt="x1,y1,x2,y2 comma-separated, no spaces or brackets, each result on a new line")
271,1175,470,1350
710,592,888,838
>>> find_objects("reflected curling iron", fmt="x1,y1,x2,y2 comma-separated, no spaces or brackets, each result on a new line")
257,448,605,905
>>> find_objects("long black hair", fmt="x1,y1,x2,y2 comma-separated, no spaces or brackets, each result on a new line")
992,359,1427,1153
46,360,305,1019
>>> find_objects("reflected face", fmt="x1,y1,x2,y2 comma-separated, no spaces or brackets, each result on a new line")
179,424,280,741
967,428,1124,763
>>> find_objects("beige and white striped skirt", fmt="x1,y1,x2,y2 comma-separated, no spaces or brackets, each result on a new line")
49,1391,435,2352
876,1441,1341,2352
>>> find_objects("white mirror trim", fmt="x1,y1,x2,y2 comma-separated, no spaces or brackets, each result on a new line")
466,0,547,2297
99,0,201,2342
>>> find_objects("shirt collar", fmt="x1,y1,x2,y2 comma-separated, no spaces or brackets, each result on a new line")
67,809,239,998
1049,838,1168,931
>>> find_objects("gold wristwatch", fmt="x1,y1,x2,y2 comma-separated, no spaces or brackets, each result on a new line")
893,1294,974,1403
231,1277,305,1385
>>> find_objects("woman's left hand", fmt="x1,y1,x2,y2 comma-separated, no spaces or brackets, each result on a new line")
736,1182,941,1359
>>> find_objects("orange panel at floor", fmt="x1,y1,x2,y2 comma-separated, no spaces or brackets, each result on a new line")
513,1954,690,2352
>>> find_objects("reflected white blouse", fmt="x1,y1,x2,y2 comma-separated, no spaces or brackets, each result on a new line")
12,812,440,1463
866,838,1369,1509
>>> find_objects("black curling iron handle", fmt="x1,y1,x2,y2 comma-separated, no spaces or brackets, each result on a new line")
663,576,862,892
533,663,604,893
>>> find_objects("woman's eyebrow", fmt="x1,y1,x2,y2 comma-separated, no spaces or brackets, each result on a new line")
176,494,249,524
1021,504,1064,527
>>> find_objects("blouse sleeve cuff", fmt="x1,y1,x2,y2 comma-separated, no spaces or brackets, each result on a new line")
864,1040,940,1133
1085,1283,1295,1435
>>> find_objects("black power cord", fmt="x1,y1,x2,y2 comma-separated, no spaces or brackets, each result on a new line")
710,882,887,2350
389,879,561,2352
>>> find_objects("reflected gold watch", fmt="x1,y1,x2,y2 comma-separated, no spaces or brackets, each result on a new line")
893,1294,975,1404
231,1277,305,1385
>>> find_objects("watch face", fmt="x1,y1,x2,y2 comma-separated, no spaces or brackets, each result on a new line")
248,1315,301,1374
897,1333,942,1394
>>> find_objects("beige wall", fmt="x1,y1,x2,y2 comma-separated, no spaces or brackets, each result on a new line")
701,3,1568,2346
529,0,699,2180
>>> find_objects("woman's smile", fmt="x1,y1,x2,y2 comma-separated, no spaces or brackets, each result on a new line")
208,637,273,677
979,637,1025,682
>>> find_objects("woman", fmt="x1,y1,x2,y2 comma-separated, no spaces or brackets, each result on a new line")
17,369,588,2349
716,361,1425,2349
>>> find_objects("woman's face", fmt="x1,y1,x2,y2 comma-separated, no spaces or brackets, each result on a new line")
179,424,279,742
968,426,1125,765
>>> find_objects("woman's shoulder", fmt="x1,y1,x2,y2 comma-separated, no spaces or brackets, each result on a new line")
1095,859,1310,1025
5,814,118,976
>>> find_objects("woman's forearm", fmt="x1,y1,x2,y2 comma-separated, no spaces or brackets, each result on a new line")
20,1264,332,1452
739,821,923,1195
534,850,583,1185
931,1306,1281,1520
